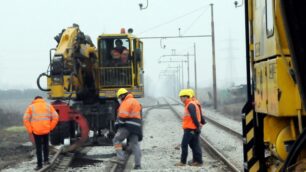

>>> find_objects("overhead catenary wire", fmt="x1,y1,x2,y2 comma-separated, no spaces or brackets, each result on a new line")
182,6,210,35
139,4,209,35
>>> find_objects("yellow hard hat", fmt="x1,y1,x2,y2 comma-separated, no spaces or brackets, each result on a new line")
117,88,128,98
186,89,195,98
179,89,191,97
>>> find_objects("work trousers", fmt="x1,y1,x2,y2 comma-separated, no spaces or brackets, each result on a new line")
113,127,141,166
33,133,49,167
180,130,203,164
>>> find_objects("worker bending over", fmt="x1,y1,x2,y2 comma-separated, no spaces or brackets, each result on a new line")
112,88,142,169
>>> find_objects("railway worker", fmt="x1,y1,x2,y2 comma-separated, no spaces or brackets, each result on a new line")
111,39,129,66
175,89,203,167
187,89,206,126
23,96,59,171
112,88,142,169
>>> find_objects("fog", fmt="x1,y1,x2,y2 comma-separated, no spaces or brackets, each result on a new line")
0,0,246,97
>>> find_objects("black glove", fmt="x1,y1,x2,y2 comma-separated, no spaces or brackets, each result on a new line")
195,128,201,134
201,115,207,125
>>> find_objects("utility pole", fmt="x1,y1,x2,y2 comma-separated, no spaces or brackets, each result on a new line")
167,66,181,91
160,69,180,97
194,43,198,97
211,3,217,109
181,62,184,88
187,52,190,88
160,55,191,89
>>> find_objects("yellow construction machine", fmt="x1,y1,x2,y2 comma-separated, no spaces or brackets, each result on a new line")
37,24,144,147
243,1,306,171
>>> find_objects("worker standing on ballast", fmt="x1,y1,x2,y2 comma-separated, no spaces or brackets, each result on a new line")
23,96,59,171
112,88,143,169
175,89,203,167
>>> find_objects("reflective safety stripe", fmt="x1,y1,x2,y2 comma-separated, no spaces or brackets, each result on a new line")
115,120,141,127
184,113,191,117
46,104,51,116
118,94,142,119
32,113,51,117
31,105,35,115
119,111,130,116
119,111,140,117
115,120,125,125
30,117,51,122
125,121,141,126
131,112,140,116
31,104,51,118
23,117,30,121
23,113,32,121
46,104,49,112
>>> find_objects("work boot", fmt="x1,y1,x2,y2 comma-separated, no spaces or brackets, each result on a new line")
44,161,50,165
188,161,203,167
116,150,126,160
134,165,141,169
187,160,195,165
174,162,186,166
122,143,132,154
34,166,42,171
110,157,125,165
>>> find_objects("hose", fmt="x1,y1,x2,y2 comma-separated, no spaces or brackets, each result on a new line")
282,129,306,171
37,73,51,91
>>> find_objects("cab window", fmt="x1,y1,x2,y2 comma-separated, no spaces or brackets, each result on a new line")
99,38,130,67
266,0,274,37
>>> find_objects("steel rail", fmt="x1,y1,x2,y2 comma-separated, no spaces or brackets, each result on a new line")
39,146,75,172
39,105,157,172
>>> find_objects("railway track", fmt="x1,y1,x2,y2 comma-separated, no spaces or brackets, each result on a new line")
163,97,241,172
39,146,75,172
105,105,156,172
39,102,157,172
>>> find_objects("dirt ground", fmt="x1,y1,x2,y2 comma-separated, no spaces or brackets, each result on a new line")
0,127,34,170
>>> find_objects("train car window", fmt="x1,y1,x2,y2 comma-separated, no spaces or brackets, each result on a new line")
266,0,274,37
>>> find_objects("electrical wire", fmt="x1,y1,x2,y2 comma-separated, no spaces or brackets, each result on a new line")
139,4,209,35
182,6,210,35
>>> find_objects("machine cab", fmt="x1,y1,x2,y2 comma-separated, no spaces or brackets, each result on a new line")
97,31,144,98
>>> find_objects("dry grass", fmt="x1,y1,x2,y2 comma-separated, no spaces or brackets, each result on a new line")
0,107,22,129
4,126,25,133
219,102,244,121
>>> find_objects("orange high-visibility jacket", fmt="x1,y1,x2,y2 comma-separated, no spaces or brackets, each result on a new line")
23,98,59,135
183,99,201,129
116,93,143,141
118,94,141,119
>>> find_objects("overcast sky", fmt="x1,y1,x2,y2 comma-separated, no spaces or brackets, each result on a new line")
0,0,246,96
